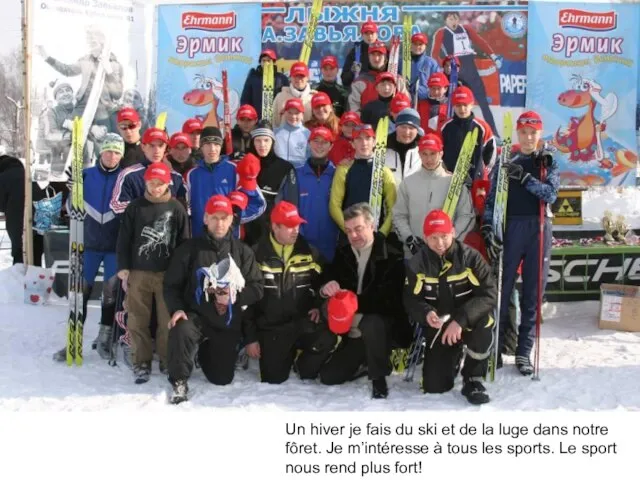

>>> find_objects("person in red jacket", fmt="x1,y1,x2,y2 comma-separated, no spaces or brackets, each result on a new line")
328,111,360,166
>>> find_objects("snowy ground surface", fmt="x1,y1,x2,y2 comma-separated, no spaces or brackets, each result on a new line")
1,246,639,413
560,186,640,231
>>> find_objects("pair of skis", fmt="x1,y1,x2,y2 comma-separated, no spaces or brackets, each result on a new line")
299,0,323,65
66,117,85,366
369,116,390,228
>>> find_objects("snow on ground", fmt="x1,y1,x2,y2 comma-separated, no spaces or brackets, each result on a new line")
578,186,640,230
1,256,639,413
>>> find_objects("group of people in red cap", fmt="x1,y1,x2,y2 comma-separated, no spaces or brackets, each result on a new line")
55,16,558,407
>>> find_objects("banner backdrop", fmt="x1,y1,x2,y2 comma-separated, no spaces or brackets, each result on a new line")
30,0,154,183
155,3,263,135
261,1,528,137
526,1,640,188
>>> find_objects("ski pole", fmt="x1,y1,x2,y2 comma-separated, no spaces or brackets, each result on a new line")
532,166,546,381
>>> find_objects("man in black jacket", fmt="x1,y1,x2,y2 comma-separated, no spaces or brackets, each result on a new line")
404,209,496,405
163,194,264,404
244,201,336,384
0,152,25,265
318,202,405,399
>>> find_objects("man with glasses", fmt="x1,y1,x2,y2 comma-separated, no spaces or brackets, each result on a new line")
116,107,145,168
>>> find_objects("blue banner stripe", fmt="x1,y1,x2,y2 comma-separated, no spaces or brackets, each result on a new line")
402,5,525,13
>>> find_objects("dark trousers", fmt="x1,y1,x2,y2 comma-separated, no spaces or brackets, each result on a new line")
167,317,241,385
459,57,498,135
500,217,552,357
320,314,391,384
422,316,494,394
258,322,336,384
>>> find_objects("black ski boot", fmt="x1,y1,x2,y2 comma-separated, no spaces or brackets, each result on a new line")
371,378,388,399
515,356,534,376
170,379,189,405
462,378,490,405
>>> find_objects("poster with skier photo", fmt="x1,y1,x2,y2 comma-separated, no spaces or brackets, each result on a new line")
29,0,154,184
526,1,639,188
260,0,528,136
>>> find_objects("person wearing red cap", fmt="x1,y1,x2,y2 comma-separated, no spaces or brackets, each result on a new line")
272,61,317,128
110,127,186,215
440,85,496,189
182,118,204,160
240,49,289,121
328,111,360,166
408,31,442,105
431,12,502,135
278,126,340,262
329,124,397,238
418,72,450,134
403,208,496,404
243,201,336,384
185,126,266,239
360,72,400,131
231,105,258,159
274,98,311,169
167,132,194,177
482,110,558,376
163,194,264,404
115,162,190,384
319,202,406,399
116,106,146,169
442,55,465,88
305,92,340,136
348,43,409,114
393,133,475,259
341,20,379,89
312,55,348,117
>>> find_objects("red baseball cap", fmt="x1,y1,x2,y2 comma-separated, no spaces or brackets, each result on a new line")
182,118,203,134
427,72,449,88
452,86,475,105
290,61,309,78
309,126,334,143
423,209,453,237
411,33,428,45
471,179,490,217
418,133,443,152
205,194,233,216
143,163,171,184
517,111,544,131
352,124,375,139
376,72,396,86
260,49,277,61
321,55,338,69
311,92,332,109
368,41,387,55
361,21,378,34
228,190,249,211
327,290,358,335
117,107,140,124
339,111,361,126
236,104,258,121
169,132,192,149
142,127,169,145
283,98,305,113
236,153,261,190
270,201,307,228
390,93,411,115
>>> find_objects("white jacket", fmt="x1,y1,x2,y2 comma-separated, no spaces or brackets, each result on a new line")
272,85,317,128
385,146,422,187
393,164,475,258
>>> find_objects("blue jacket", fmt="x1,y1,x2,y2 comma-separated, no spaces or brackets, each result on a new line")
274,123,311,169
411,54,442,100
79,163,122,252
109,159,184,215
279,161,339,262
185,158,266,238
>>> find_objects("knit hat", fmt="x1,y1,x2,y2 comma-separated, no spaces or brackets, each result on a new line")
53,82,72,99
395,108,425,136
200,126,223,145
100,133,125,155
251,122,276,141
327,290,358,335
423,209,453,237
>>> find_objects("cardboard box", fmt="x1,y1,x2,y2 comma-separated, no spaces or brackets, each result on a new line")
599,284,640,332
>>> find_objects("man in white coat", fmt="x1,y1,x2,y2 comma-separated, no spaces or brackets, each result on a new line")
393,133,475,259
385,108,424,187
